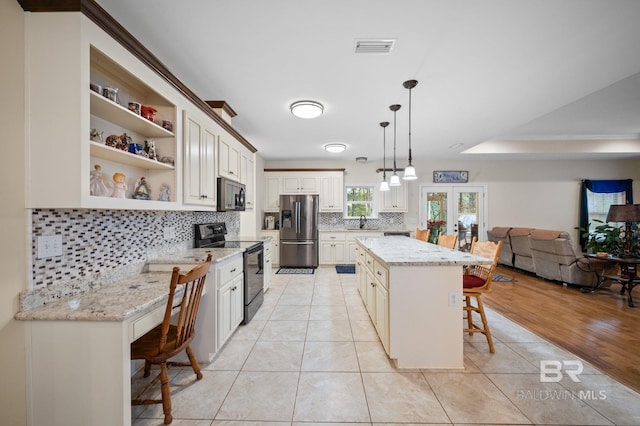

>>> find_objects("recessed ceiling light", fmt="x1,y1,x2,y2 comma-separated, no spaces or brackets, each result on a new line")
290,100,323,119
449,143,464,149
324,143,346,153
356,157,367,163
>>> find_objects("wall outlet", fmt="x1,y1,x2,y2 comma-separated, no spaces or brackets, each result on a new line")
448,291,459,307
163,226,176,240
37,235,63,259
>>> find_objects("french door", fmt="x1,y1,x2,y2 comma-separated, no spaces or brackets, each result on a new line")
419,185,487,250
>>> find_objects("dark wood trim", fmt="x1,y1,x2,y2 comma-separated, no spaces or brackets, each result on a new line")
205,101,237,118
17,0,80,12
18,0,257,154
264,168,346,172
375,168,396,173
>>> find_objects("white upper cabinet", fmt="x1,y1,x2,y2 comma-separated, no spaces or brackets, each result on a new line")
264,173,282,212
183,110,216,207
379,185,408,212
27,13,179,209
240,150,254,209
319,172,344,212
218,137,241,181
281,173,319,194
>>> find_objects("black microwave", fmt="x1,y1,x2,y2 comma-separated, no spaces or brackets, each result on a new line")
217,177,246,211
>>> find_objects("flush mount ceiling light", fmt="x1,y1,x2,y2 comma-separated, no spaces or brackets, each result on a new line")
356,156,368,163
290,100,324,119
402,79,418,180
324,143,346,153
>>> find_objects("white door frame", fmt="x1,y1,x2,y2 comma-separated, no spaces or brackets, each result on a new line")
419,184,488,241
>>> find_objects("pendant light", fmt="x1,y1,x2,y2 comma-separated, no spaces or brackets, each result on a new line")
402,79,418,180
389,104,402,187
379,121,390,192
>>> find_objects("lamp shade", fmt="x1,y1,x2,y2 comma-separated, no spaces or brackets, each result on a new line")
379,180,390,192
606,204,640,222
389,174,401,187
403,165,417,180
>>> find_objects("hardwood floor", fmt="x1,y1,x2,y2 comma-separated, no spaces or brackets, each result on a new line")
485,266,640,394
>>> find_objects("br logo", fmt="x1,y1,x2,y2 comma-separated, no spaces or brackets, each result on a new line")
540,360,584,382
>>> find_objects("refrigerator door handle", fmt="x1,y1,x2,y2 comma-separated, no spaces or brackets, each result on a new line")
295,201,301,233
281,241,315,245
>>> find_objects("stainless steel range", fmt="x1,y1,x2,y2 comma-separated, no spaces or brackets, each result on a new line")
194,223,264,323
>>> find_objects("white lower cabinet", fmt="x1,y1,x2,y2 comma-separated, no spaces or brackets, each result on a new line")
262,239,273,290
357,243,390,354
260,230,279,268
216,256,244,349
319,232,346,265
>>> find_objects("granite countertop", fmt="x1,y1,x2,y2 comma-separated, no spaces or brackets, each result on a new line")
356,236,494,267
319,228,390,232
146,247,242,266
16,247,245,322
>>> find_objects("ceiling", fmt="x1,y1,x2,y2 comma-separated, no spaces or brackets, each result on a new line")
96,0,640,161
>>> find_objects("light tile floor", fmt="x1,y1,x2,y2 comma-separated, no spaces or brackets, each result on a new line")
132,266,640,425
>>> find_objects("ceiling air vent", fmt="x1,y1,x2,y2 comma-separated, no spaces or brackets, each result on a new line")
354,39,395,54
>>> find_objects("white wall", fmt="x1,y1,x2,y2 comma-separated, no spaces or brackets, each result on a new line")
264,157,640,244
0,0,28,424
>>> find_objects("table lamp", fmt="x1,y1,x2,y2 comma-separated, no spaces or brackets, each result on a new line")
606,204,640,257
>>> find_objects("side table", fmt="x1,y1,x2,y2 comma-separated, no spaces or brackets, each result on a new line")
584,254,640,307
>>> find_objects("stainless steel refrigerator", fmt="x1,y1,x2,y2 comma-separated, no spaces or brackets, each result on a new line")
279,194,319,267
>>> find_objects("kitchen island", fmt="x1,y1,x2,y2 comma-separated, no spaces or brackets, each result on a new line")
15,247,242,426
355,236,493,369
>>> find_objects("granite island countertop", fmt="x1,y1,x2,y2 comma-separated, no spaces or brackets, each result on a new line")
356,236,493,267
16,247,245,322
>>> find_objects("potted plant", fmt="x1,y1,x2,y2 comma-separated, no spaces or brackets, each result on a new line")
576,219,624,254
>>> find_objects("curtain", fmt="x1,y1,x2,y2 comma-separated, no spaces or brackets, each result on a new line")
579,179,633,250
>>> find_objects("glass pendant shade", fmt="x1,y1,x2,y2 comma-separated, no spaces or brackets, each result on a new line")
403,164,417,180
379,121,390,191
389,104,402,188
402,79,419,180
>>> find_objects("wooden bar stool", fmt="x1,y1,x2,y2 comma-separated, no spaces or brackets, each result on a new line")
131,254,212,424
463,240,502,353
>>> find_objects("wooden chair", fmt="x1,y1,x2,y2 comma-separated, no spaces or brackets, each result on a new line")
437,234,458,249
131,254,212,424
463,240,502,353
415,228,430,242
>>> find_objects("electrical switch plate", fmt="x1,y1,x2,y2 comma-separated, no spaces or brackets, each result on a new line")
37,235,63,259
448,291,458,307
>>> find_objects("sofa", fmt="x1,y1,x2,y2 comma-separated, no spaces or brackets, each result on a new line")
509,228,536,274
487,226,618,288
486,227,513,266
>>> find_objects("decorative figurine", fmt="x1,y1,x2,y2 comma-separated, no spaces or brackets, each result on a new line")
90,128,103,143
119,133,133,151
145,139,158,160
110,172,127,198
158,183,171,202
141,105,157,122
133,177,151,200
89,164,109,196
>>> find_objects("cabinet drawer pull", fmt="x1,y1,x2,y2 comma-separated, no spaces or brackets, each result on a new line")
377,271,382,276
230,268,237,273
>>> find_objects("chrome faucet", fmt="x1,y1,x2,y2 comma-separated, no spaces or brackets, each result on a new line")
359,215,366,229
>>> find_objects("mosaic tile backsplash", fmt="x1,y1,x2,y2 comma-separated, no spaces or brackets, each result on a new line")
31,209,239,289
318,212,405,230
